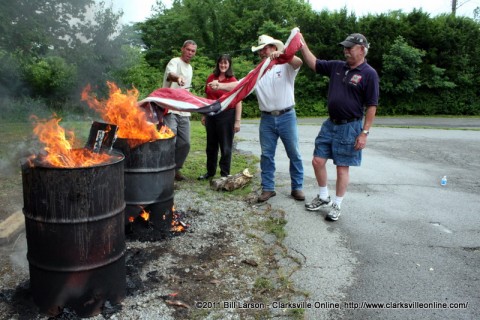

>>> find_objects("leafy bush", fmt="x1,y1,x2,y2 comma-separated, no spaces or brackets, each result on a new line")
0,97,51,122
23,56,77,98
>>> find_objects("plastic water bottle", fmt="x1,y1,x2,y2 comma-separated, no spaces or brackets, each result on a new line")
441,176,447,186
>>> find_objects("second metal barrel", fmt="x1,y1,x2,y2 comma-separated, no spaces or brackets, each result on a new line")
113,137,175,232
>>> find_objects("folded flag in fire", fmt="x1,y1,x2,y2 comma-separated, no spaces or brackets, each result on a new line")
85,121,119,153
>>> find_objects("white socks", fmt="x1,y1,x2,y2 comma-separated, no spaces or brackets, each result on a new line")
334,196,343,208
319,186,329,200
319,186,343,208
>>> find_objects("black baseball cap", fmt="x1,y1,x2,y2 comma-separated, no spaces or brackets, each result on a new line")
340,33,369,48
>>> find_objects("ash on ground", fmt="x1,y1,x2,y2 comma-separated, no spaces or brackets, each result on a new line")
0,186,302,319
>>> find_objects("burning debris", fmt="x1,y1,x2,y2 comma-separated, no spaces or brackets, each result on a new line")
126,206,191,242
28,115,120,168
85,121,118,153
81,81,174,147
171,209,190,233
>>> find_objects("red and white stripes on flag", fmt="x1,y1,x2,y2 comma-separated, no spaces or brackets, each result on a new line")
138,28,304,116
140,87,221,114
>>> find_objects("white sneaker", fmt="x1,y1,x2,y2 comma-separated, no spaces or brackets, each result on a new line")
305,195,332,211
326,203,341,221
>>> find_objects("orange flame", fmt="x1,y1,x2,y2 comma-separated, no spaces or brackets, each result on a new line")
170,205,188,232
31,115,112,167
81,82,174,145
140,208,150,221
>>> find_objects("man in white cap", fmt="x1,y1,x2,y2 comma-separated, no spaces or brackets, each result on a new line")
299,33,379,221
211,34,304,202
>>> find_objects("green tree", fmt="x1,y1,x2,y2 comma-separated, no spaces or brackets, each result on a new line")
23,56,77,100
0,0,94,58
381,36,424,95
140,0,315,69
3,0,480,117
0,0,141,113
110,46,162,98
0,50,27,97
421,65,456,89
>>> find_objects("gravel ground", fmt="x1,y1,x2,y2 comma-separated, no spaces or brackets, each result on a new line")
0,179,305,320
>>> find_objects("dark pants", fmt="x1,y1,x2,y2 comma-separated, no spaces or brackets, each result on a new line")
205,108,236,177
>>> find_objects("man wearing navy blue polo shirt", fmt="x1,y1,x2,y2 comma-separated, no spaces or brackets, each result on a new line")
299,33,379,221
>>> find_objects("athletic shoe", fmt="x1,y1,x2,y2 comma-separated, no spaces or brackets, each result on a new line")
326,203,341,221
305,195,332,211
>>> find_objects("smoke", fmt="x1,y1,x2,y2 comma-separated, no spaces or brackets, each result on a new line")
0,141,36,177
7,232,29,273
0,145,29,273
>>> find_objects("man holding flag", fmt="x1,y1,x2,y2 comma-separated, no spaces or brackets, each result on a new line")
140,29,306,201
300,33,379,221
210,33,305,202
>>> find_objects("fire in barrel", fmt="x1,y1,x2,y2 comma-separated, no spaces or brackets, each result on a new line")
82,82,177,237
22,116,126,317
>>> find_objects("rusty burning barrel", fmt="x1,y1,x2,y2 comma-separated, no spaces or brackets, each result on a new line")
113,136,175,234
21,152,126,317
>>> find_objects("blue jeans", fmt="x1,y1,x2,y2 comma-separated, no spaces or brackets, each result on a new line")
259,108,304,191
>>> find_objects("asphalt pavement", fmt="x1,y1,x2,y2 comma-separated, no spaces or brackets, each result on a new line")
1,116,479,320
236,116,480,319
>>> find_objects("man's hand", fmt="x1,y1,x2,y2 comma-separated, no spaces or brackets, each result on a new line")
177,76,185,86
354,133,367,150
269,50,282,60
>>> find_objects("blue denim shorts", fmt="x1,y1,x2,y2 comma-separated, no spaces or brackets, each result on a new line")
313,119,362,166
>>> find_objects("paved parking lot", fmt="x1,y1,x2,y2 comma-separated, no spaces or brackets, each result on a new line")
236,117,480,319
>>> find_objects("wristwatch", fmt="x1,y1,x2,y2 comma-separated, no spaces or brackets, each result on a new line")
362,129,370,136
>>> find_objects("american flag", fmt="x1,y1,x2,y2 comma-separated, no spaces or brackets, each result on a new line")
138,28,303,117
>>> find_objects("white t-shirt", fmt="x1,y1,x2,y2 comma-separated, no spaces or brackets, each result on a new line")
162,57,193,116
255,63,299,112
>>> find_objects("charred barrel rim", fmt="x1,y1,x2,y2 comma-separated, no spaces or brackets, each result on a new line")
27,150,125,169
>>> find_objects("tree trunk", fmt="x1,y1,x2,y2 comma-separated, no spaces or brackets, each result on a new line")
210,169,253,191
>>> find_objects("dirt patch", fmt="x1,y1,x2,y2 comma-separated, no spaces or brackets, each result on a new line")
0,174,23,221
0,183,304,319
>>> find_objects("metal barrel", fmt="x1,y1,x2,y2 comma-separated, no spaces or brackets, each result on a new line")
21,152,126,317
113,137,175,232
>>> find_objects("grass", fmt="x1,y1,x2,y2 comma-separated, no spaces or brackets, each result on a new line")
0,118,259,188
181,121,259,195
263,216,288,241
0,119,94,160
253,277,274,292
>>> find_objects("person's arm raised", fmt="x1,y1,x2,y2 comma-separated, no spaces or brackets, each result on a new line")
299,34,317,72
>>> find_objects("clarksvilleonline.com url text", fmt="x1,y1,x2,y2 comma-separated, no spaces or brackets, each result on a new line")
343,301,469,310
195,300,469,310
